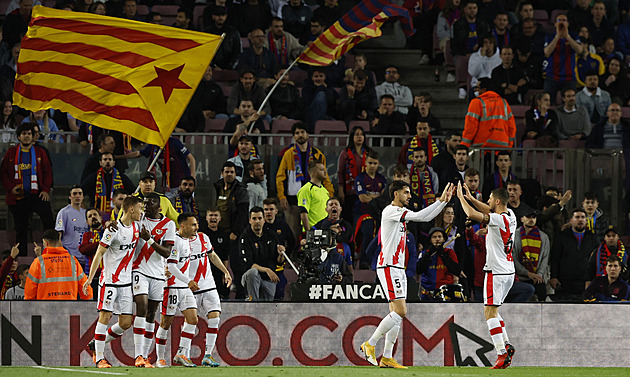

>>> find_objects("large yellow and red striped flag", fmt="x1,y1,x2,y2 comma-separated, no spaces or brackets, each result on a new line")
297,0,415,66
14,6,223,146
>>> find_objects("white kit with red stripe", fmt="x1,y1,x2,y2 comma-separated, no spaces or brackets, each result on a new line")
188,232,217,291
166,233,193,288
132,216,176,280
484,210,517,275
99,220,140,286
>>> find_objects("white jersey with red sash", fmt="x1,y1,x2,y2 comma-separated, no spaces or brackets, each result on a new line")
132,216,176,280
188,232,217,291
99,220,139,286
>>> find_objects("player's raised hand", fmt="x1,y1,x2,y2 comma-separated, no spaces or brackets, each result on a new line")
463,183,473,200
456,182,465,200
140,226,151,241
440,182,454,202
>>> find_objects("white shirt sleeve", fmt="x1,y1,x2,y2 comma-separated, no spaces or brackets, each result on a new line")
403,200,446,222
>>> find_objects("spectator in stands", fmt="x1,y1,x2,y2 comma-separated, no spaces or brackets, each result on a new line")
212,161,249,298
199,208,231,299
550,208,600,301
584,254,630,301
440,145,470,192
106,189,126,223
369,95,407,145
227,135,260,181
262,198,296,295
398,121,440,171
436,0,461,83
267,68,303,120
467,36,501,100
434,204,466,266
587,226,628,283
177,65,228,133
0,247,19,299
576,72,611,123
205,7,241,70
600,58,630,105
1,123,54,256
90,1,106,15
302,68,338,132
586,0,613,49
240,206,285,301
81,152,134,210
513,41,542,93
81,134,114,182
375,66,413,115
543,13,582,104
55,186,89,269
173,8,195,30
337,126,370,224
202,0,230,31
121,0,142,21
410,149,439,208
556,87,592,140
3,0,31,48
227,68,271,119
237,29,277,86
575,43,605,88
514,18,546,61
79,208,104,292
223,100,266,154
245,159,267,210
264,17,303,69
598,37,623,66
1,100,18,144
513,209,550,302
23,110,62,144
578,26,597,55
507,179,535,225
314,197,353,261
146,11,162,24
491,45,527,105
582,191,611,242
276,122,334,237
406,92,442,136
313,0,344,27
297,159,331,232
0,41,18,100
280,0,312,42
568,0,592,32
464,167,483,200
24,229,93,300
344,53,376,88
429,131,460,177
337,69,377,126
587,103,630,149
170,176,199,219
491,11,511,51
233,0,272,37
133,171,179,223
452,0,490,96
523,92,560,146
616,16,630,58
4,263,27,300
482,150,516,199
417,227,460,301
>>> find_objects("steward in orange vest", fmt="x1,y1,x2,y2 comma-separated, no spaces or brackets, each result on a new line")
462,78,516,150
25,229,93,300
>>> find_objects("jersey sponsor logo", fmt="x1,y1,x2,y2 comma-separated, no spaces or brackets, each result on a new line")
119,242,137,251
189,251,207,261
56,219,63,227
104,233,113,241
155,229,163,235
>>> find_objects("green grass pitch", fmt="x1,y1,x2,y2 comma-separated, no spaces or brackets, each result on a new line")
3,366,630,377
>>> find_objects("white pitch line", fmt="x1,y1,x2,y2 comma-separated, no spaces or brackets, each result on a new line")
31,366,127,375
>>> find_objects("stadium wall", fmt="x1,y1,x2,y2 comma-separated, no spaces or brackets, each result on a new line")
1,301,628,367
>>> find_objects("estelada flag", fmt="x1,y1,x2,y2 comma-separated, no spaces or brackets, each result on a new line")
297,0,415,66
14,6,223,147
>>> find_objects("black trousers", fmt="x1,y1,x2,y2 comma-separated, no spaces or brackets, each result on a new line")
9,194,55,256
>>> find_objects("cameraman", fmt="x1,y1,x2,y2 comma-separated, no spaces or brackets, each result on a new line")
318,246,353,284
314,197,354,273
417,227,460,301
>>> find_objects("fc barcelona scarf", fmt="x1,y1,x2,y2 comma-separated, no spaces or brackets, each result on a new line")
410,166,436,207
594,241,627,277
174,191,199,217
493,170,515,189
293,143,312,182
406,134,439,167
95,167,124,212
344,148,366,193
14,145,38,198
519,226,542,273
268,32,288,67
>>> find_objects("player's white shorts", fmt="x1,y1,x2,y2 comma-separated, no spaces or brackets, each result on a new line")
377,266,407,301
162,287,197,316
484,272,514,306
132,272,165,301
98,284,133,315
194,288,221,315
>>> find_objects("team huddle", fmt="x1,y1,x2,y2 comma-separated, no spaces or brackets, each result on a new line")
82,194,231,368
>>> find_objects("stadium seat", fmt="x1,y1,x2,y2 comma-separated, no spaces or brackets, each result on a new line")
289,70,308,87
559,139,586,149
533,9,549,24
241,37,250,49
217,81,232,96
193,5,204,30
152,5,178,25
345,53,355,68
511,105,528,119
455,54,471,90
349,120,370,132
314,120,347,134
524,89,543,105
550,10,564,24
204,118,227,132
137,5,149,16
213,70,239,82
272,118,298,133
622,107,630,120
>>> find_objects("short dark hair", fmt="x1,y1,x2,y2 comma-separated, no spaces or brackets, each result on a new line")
16,122,34,136
146,11,161,22
177,7,191,18
353,69,367,81
584,191,599,201
222,161,236,172
69,185,82,195
16,264,29,276
177,212,197,224
478,77,495,92
607,254,621,265
490,187,509,204
271,16,283,25
263,198,277,207
239,67,255,78
506,179,521,187
366,150,379,160
42,229,61,242
445,130,461,140
496,150,511,159
113,188,127,198
464,167,479,178
100,152,114,160
181,175,196,185
122,196,142,211
454,144,469,153
96,133,113,147
561,86,576,97
393,164,408,177
249,206,264,217
307,159,323,173
380,94,395,103
145,192,161,202
389,180,410,200
206,206,220,214
291,121,308,135
571,207,587,217
327,197,341,205
84,207,99,220
247,159,263,173
584,71,599,79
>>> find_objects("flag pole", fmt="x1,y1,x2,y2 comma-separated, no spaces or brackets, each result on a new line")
249,58,299,133
134,146,163,194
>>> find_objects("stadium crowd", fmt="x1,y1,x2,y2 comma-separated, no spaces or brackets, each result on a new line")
1,0,630,307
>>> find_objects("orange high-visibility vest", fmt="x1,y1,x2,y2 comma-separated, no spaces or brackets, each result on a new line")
24,246,93,300
462,91,516,150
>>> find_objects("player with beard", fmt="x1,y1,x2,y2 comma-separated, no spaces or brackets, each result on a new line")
361,181,453,369
131,193,176,367
188,223,232,366
457,182,517,369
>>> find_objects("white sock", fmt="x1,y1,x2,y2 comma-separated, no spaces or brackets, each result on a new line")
205,317,220,356
94,322,108,362
143,320,155,359
133,317,145,358
178,323,196,356
105,322,125,343
486,317,506,355
368,311,403,347
496,313,510,345
383,325,400,358
155,326,168,361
